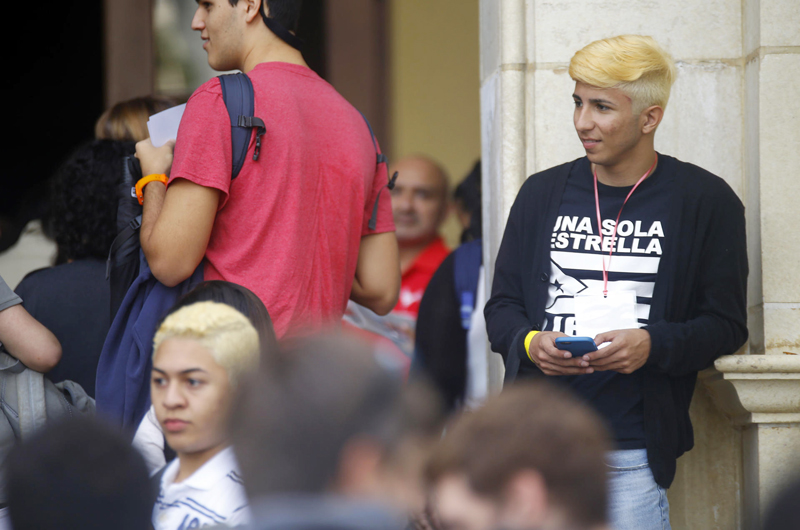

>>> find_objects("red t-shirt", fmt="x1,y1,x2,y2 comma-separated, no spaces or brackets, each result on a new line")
170,62,395,338
395,237,450,316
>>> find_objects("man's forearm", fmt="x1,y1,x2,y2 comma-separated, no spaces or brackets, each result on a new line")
0,305,62,372
350,232,400,315
140,180,167,258
134,140,218,287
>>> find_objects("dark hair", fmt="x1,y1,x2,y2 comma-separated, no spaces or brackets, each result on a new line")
231,334,444,496
47,139,135,264
454,160,481,242
95,95,177,142
7,418,152,530
228,0,303,32
426,381,611,527
169,280,279,359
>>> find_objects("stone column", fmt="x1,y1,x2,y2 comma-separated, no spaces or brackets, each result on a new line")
743,0,800,357
707,356,800,529
712,0,800,527
479,0,531,391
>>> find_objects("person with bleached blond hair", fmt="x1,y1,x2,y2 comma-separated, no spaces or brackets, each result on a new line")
485,35,747,530
149,301,260,529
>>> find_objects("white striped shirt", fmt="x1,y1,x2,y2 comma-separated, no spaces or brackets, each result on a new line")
153,446,250,530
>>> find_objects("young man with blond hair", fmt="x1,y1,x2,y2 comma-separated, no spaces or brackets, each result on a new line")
150,301,260,529
485,35,747,529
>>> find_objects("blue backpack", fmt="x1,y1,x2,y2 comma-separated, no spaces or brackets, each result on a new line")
454,239,483,330
97,73,392,431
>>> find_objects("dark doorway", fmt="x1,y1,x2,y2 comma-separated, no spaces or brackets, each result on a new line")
3,2,104,235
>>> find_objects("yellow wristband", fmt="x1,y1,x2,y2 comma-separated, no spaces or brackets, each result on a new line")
135,174,169,205
524,330,539,364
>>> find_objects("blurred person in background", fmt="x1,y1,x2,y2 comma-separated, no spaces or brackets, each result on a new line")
389,155,451,317
149,301,260,529
15,140,134,397
6,418,152,530
95,95,177,142
0,272,61,372
453,161,481,244
426,382,611,530
344,155,451,361
413,161,488,411
231,334,445,530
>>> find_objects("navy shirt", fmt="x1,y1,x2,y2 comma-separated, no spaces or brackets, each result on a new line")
16,259,110,397
542,157,671,449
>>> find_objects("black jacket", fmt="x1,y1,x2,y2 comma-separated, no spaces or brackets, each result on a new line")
484,155,748,488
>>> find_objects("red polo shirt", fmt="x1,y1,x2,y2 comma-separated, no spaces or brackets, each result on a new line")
395,237,450,317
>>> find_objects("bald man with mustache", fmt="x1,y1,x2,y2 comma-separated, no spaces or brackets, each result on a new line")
389,155,451,316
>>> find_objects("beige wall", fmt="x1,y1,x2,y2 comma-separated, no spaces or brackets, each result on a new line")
389,0,481,246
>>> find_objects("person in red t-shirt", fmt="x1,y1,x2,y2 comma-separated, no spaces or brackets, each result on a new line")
133,0,400,339
390,155,451,317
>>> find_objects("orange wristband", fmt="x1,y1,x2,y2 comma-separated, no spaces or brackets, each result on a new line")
135,174,168,205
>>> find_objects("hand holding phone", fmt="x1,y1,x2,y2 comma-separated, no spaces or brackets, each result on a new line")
554,336,598,358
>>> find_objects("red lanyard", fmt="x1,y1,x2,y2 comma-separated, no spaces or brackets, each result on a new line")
593,153,658,296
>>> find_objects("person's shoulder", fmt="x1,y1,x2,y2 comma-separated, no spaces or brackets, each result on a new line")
18,260,106,286
666,155,743,207
186,77,224,106
516,158,581,200
524,158,580,186
16,266,52,287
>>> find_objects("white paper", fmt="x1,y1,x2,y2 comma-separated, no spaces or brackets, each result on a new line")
147,103,186,147
573,289,638,341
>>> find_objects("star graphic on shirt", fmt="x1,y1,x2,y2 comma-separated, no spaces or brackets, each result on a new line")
544,258,589,311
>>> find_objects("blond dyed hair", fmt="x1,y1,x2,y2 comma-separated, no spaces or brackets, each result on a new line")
569,35,677,113
153,301,260,387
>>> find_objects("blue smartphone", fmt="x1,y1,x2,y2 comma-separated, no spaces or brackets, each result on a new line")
554,336,598,357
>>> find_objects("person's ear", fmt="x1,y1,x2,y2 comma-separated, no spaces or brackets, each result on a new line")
243,0,263,24
641,105,664,135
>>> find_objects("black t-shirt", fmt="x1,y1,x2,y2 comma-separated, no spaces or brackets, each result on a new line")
542,156,672,449
15,259,110,397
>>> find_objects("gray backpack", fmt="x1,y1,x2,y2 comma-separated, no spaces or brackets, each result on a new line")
0,350,95,502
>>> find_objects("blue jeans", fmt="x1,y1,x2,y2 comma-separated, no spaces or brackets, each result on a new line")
606,449,671,530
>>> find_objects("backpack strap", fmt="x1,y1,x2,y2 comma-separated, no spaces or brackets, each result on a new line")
106,214,142,279
453,239,483,330
218,73,266,180
358,112,397,231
